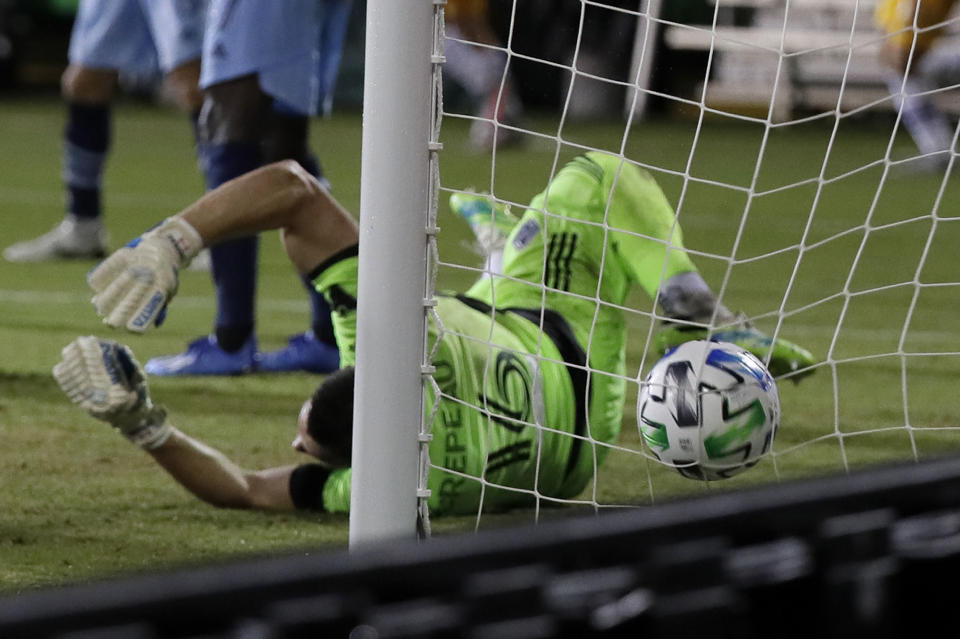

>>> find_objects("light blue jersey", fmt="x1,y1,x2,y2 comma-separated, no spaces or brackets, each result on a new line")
69,0,207,74
200,0,352,116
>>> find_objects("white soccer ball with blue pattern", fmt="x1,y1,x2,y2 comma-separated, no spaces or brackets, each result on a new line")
637,340,780,480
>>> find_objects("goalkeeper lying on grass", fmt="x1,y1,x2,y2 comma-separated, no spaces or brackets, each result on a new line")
54,154,818,514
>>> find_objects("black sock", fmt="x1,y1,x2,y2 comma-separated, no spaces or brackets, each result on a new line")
215,324,254,353
64,102,110,220
312,320,336,346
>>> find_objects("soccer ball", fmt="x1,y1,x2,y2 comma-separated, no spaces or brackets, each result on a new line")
637,340,780,481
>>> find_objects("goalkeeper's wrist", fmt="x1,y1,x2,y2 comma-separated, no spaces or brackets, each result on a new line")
122,405,173,450
147,217,203,267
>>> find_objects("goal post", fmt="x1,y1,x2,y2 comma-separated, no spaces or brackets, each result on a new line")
350,0,437,547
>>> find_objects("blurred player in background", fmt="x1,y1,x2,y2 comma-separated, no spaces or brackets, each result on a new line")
3,0,207,263
875,0,959,172
444,0,524,151
54,154,817,515
144,0,353,377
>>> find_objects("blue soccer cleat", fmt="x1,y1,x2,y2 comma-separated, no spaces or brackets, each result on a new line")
144,335,257,376
257,331,340,374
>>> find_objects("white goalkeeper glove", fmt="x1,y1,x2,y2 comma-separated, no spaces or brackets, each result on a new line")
53,336,172,450
88,216,202,332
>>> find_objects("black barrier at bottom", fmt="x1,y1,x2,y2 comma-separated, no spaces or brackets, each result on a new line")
4,455,960,638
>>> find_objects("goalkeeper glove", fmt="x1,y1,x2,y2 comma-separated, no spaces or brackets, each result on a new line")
53,336,172,450
655,315,818,382
87,216,202,332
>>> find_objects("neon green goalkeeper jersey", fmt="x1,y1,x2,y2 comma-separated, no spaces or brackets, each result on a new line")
311,152,697,516
310,254,581,516
468,152,698,493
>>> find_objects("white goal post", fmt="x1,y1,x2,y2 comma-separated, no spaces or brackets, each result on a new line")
350,0,438,546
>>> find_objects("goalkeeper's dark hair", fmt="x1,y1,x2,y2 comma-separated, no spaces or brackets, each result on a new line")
307,366,355,466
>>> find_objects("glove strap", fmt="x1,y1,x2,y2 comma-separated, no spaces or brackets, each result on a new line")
124,405,173,450
151,217,203,267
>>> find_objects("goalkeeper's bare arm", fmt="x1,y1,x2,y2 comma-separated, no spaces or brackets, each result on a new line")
175,161,359,276
53,331,357,512
88,161,359,332
63,162,368,513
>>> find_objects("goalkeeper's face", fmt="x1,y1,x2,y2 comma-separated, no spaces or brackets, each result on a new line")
292,399,340,468
293,397,352,469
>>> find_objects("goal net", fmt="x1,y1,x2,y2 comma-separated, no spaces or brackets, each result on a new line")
353,0,959,541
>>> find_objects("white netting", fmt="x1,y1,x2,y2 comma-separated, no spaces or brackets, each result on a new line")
423,0,959,528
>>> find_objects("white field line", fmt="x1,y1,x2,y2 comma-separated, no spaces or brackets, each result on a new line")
0,186,199,210
0,288,309,314
0,288,953,344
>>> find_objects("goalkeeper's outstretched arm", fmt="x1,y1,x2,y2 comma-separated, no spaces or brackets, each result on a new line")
149,430,298,511
53,336,299,511
89,161,359,332
175,160,359,275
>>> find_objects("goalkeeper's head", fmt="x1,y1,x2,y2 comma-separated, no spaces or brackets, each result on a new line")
293,366,355,469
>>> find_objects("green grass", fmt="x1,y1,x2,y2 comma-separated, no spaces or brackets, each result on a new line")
1,96,958,592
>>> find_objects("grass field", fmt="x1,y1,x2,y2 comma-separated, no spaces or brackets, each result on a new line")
1,96,957,592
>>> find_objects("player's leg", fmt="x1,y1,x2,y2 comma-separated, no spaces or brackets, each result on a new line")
189,0,279,374
139,2,257,376
159,59,203,113
256,2,354,373
263,101,328,188
2,0,151,262
59,63,117,237
444,1,523,151
883,62,955,165
261,0,356,372
0,65,115,263
144,75,268,377
148,0,333,376
247,0,349,373
877,0,957,169
142,0,206,114
917,40,960,87
257,99,340,374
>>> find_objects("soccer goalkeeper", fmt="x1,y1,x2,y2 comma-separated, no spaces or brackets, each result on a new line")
54,155,817,514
